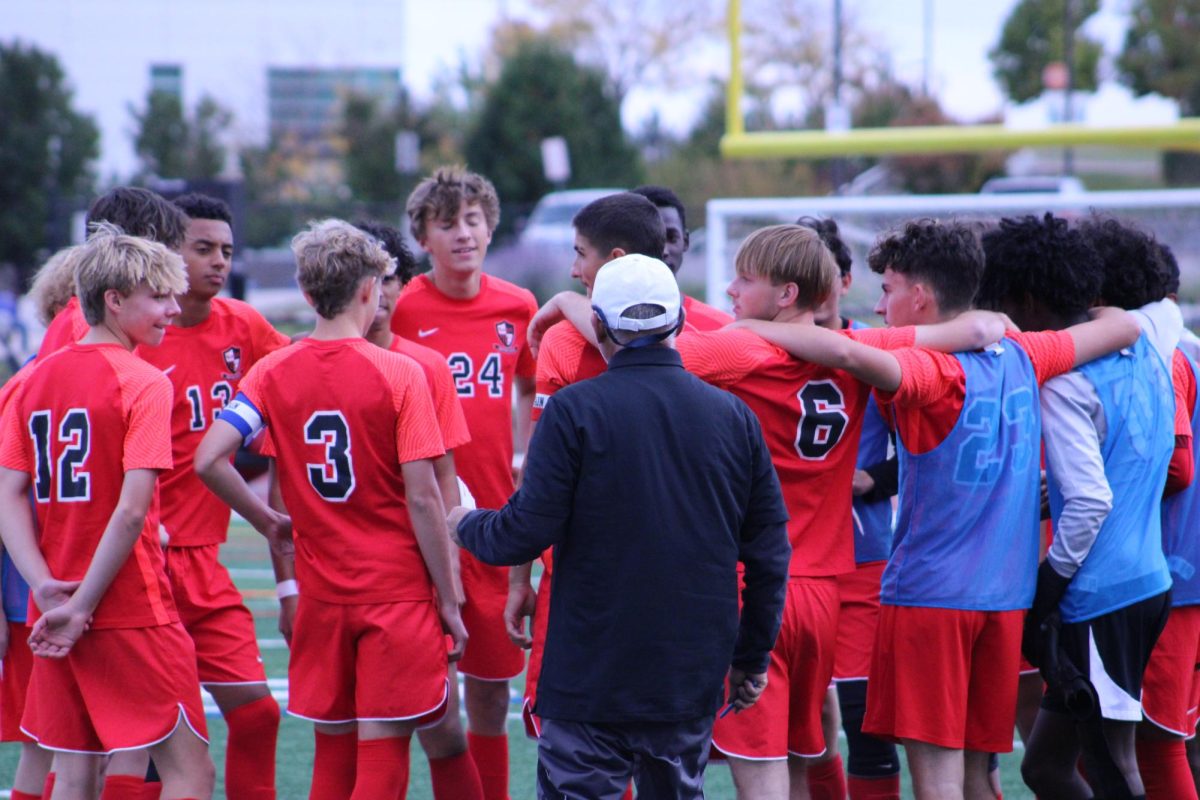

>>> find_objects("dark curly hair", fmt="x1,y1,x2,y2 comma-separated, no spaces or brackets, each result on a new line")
1157,242,1180,297
867,219,982,313
977,214,1102,320
1078,215,1168,309
174,193,233,225
797,216,852,277
354,220,418,284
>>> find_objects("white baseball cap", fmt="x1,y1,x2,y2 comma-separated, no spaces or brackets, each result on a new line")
591,254,682,332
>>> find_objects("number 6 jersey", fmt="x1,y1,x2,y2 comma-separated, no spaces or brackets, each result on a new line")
219,337,444,604
677,325,915,578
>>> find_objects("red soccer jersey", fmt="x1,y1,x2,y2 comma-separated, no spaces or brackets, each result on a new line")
36,296,89,359
1168,348,1196,494
388,335,471,451
390,273,537,509
677,325,915,577
232,338,445,604
532,322,608,422
0,344,177,629
876,331,1076,454
136,297,289,546
682,294,732,332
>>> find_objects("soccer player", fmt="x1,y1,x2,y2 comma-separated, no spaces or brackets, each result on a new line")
195,219,466,800
356,219,484,799
987,215,1178,800
133,193,288,800
631,184,732,330
0,226,214,800
801,216,903,800
674,224,1007,800
390,167,537,799
510,192,665,754
37,187,188,358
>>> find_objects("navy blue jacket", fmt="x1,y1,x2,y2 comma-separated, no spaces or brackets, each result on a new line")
457,345,790,723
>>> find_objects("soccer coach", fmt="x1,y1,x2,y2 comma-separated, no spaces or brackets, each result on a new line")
449,254,791,800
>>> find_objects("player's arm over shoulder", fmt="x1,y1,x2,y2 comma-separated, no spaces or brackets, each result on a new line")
676,328,766,386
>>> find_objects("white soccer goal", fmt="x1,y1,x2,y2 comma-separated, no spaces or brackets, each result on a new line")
704,189,1200,321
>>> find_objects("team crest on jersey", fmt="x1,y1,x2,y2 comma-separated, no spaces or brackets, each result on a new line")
495,321,515,348
222,346,242,378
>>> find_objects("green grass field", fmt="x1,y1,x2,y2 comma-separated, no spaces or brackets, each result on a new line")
0,522,1035,798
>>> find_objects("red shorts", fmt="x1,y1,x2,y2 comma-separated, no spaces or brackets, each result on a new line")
287,596,448,724
458,550,525,681
1,621,33,743
22,622,208,753
713,576,839,760
522,570,554,739
1142,604,1200,737
166,544,266,685
864,605,1022,752
834,561,884,682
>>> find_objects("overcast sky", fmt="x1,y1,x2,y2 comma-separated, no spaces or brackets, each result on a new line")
403,0,1132,131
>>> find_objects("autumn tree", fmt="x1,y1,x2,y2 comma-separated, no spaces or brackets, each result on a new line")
0,42,98,279
989,0,1101,104
130,90,232,180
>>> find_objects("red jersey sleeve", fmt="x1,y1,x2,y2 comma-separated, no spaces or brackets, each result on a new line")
875,348,964,409
118,368,174,472
245,306,290,359
365,351,445,464
847,325,916,350
1007,330,1075,386
1167,348,1196,495
516,292,538,381
676,329,769,387
0,380,30,471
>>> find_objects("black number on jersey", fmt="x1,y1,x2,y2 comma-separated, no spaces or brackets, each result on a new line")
794,380,848,461
304,411,355,501
186,381,235,431
28,408,92,503
447,352,505,398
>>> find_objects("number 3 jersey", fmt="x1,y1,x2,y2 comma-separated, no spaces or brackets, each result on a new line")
0,343,178,628
219,338,445,604
390,273,537,510
137,297,289,546
876,331,1076,611
676,325,915,578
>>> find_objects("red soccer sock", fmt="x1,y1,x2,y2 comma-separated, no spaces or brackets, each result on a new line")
100,775,146,800
140,781,162,800
807,754,848,800
311,729,359,800
847,773,901,800
41,772,55,800
620,783,633,800
12,791,42,800
1138,736,1199,800
225,695,281,800
350,736,411,800
467,731,510,800
428,751,484,800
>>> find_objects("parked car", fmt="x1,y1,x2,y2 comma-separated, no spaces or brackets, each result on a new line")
979,175,1087,195
518,188,623,247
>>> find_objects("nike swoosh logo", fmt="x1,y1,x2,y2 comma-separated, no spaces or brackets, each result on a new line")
163,365,176,375
418,328,439,338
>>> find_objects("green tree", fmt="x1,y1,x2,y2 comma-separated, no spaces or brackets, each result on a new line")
130,90,232,180
0,42,98,278
989,0,1102,104
464,37,641,206
1118,0,1200,184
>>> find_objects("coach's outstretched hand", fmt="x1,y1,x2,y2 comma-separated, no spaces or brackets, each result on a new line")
446,507,469,547
28,600,90,658
726,668,768,713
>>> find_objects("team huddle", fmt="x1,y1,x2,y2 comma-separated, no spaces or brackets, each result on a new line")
0,165,1194,800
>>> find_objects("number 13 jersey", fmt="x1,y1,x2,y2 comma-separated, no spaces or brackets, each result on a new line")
390,274,537,510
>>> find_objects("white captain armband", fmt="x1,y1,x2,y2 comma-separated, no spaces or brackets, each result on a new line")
217,393,265,445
